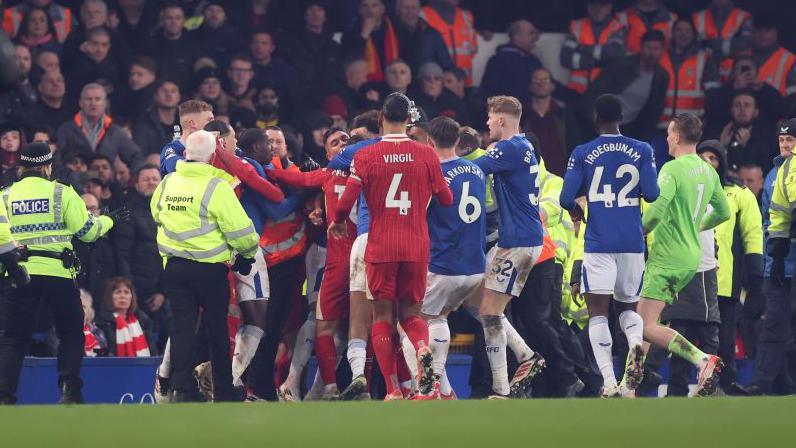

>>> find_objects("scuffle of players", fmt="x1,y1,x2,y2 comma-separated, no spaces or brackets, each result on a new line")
156,90,733,402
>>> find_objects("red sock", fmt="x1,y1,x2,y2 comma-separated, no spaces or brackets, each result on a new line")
371,320,399,394
395,343,412,384
401,316,429,351
315,334,337,385
364,336,374,387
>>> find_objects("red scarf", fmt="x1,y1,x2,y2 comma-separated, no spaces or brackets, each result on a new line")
364,17,399,82
114,312,150,357
84,324,99,357
19,33,54,48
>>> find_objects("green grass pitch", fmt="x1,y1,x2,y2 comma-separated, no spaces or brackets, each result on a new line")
1,397,794,447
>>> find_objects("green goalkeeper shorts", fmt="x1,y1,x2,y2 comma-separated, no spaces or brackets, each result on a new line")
640,264,697,304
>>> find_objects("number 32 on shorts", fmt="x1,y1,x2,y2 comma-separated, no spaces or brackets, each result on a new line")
491,257,514,283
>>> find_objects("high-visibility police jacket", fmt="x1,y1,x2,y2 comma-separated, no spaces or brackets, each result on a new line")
562,220,588,330
3,174,113,278
0,192,16,256
692,6,751,80
715,183,763,298
762,155,796,278
658,47,717,128
420,5,477,86
2,3,72,43
563,17,625,94
757,46,796,96
767,147,796,245
616,6,677,54
151,161,258,264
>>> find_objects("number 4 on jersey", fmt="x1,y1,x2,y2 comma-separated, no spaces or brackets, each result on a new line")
386,173,412,215
588,164,640,208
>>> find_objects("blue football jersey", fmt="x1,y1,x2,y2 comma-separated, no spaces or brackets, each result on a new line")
560,134,659,253
473,135,544,248
328,137,381,235
429,158,487,276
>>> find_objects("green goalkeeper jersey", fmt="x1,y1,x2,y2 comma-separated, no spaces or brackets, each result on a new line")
642,154,730,269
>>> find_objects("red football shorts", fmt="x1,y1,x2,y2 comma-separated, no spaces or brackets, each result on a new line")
317,262,350,321
365,261,428,303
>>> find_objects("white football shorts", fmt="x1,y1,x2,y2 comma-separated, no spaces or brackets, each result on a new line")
582,252,645,303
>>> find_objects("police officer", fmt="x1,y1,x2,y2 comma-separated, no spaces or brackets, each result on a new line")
747,119,796,395
0,143,128,404
151,130,259,402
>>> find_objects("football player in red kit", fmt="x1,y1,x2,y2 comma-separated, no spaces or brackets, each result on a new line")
331,93,453,400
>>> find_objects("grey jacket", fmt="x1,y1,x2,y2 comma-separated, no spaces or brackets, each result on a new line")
56,118,143,169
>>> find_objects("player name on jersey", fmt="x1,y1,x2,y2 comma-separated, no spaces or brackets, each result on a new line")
383,153,414,163
444,163,484,183
584,142,642,165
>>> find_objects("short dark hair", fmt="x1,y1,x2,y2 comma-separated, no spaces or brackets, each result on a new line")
131,56,157,75
382,93,411,123
457,126,481,154
732,89,757,106
427,116,460,148
238,128,268,153
323,126,348,145
135,163,160,177
594,94,623,124
228,54,252,66
89,154,113,166
85,26,111,41
641,30,665,44
671,113,703,145
351,110,380,135
204,119,232,136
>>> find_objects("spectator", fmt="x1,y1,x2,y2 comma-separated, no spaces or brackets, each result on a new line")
252,85,282,128
248,31,299,121
133,79,181,154
616,0,677,54
705,56,788,129
561,0,626,94
692,0,753,81
384,59,412,95
114,156,130,189
393,0,453,73
226,55,256,112
480,19,542,105
419,0,478,85
444,66,485,130
321,94,349,130
339,58,380,116
114,0,159,55
14,7,62,54
738,163,764,200
0,45,37,119
705,90,778,172
341,0,399,82
61,0,131,71
12,69,71,134
190,3,243,65
657,19,720,129
580,30,669,141
34,49,59,72
96,277,156,357
147,3,200,92
65,26,123,97
115,164,167,345
0,122,24,187
110,56,158,121
281,1,343,103
2,0,73,43
89,154,115,185
300,111,332,165
56,83,142,169
74,192,119,301
81,288,108,357
413,62,466,123
523,68,579,177
750,17,796,100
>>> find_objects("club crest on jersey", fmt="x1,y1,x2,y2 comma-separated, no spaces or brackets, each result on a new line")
11,199,50,215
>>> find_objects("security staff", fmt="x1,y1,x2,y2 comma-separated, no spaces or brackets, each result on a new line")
0,143,126,405
151,130,259,402
747,119,796,395
696,140,763,394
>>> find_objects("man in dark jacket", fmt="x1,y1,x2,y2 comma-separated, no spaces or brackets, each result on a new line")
65,27,124,101
115,164,168,348
132,79,181,154
393,0,453,73
480,19,542,105
74,192,119,305
12,70,73,135
579,30,669,142
249,31,300,122
413,62,466,123
146,4,200,93
189,3,243,65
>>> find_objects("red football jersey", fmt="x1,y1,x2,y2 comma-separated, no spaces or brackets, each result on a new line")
350,134,449,263
267,167,356,263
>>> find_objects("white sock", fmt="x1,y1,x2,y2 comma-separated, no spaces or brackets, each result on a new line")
399,332,419,382
589,316,616,387
428,318,450,375
158,338,171,378
307,368,325,400
480,315,509,395
439,371,453,395
618,310,644,348
284,319,316,391
347,338,367,378
232,325,265,387
502,315,534,363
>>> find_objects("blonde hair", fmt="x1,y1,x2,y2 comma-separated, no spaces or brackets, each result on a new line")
487,95,522,119
80,288,95,322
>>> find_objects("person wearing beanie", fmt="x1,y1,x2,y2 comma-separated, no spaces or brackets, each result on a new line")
0,142,128,405
150,130,259,403
744,118,796,395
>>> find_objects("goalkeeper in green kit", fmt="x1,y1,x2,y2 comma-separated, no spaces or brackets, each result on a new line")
639,113,731,397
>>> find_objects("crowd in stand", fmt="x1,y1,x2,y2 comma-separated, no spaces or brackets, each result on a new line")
0,0,795,397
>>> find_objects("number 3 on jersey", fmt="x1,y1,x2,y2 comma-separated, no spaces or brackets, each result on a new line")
386,173,412,215
588,164,640,208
